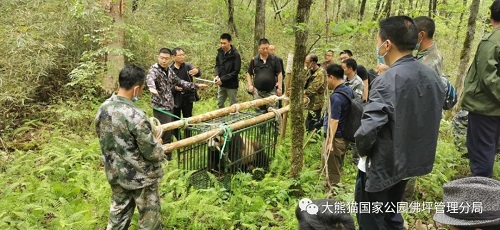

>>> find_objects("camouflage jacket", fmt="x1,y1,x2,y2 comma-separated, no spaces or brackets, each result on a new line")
416,42,443,76
304,66,326,110
146,63,198,111
344,74,364,98
95,94,165,190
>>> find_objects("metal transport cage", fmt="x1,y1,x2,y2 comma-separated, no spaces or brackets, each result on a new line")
176,112,278,189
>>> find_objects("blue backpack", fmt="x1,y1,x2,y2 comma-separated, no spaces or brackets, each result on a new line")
442,76,457,110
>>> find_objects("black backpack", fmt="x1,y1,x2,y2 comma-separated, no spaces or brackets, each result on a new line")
336,91,365,142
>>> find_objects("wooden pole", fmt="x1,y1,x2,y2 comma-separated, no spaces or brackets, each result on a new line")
160,96,286,132
280,52,294,140
162,105,290,153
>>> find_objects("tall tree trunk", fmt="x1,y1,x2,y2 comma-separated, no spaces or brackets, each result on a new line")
372,0,383,21
454,0,480,113
227,0,239,37
290,0,313,178
102,0,125,94
359,0,367,22
432,0,438,17
455,0,468,41
397,0,405,15
325,0,330,42
382,0,393,18
254,0,266,55
409,0,414,10
335,0,342,23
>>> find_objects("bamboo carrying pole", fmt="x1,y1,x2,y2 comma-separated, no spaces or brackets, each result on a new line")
160,96,286,132
162,105,290,153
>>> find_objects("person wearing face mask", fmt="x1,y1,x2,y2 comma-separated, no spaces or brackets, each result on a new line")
303,54,326,132
354,16,445,229
146,48,208,160
95,64,166,229
414,16,443,77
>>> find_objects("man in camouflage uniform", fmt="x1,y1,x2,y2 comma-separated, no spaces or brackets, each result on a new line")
146,48,208,159
414,16,443,77
95,65,165,230
341,58,364,98
304,53,326,132
453,110,469,156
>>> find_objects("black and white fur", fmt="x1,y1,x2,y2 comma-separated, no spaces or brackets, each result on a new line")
207,133,270,174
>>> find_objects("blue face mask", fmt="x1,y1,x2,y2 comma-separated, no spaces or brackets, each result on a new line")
376,40,388,64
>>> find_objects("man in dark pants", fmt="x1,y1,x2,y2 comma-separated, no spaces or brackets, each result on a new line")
170,47,201,140
462,0,500,178
246,38,283,113
354,16,445,229
215,33,241,108
146,48,208,160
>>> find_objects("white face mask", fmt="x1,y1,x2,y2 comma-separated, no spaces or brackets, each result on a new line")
132,86,139,102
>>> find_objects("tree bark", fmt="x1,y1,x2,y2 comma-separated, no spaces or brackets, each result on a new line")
290,0,313,178
382,0,393,18
102,0,125,94
334,0,342,23
325,0,330,42
454,0,480,113
432,0,438,17
227,0,239,37
455,0,468,41
254,0,266,55
372,0,383,21
359,0,367,22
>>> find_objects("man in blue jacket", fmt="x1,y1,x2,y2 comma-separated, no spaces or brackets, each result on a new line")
462,0,500,178
354,16,445,229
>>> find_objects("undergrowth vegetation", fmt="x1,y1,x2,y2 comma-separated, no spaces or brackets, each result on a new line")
1,0,498,229
1,96,498,229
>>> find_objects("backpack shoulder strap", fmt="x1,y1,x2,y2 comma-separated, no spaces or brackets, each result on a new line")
334,90,353,102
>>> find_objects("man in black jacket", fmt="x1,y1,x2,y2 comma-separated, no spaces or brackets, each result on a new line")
214,33,241,108
354,16,445,230
170,47,201,140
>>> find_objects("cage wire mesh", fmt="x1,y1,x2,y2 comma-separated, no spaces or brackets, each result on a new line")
176,111,278,189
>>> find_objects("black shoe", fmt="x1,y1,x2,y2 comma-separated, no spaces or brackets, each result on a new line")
165,153,172,161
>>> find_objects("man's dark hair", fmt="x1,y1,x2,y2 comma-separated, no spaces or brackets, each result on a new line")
326,50,334,54
342,58,357,72
309,54,318,63
159,48,171,55
258,38,270,46
296,199,355,230
172,47,184,55
119,64,145,90
326,64,344,80
490,0,500,22
414,16,436,39
340,50,353,57
379,16,418,51
220,33,232,42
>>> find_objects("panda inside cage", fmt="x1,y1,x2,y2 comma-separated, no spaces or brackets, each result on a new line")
176,112,278,188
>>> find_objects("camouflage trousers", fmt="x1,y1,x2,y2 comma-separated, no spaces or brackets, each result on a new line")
252,88,277,113
107,183,161,230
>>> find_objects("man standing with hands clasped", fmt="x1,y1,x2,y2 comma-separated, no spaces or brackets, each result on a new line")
354,16,445,229
246,38,283,113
